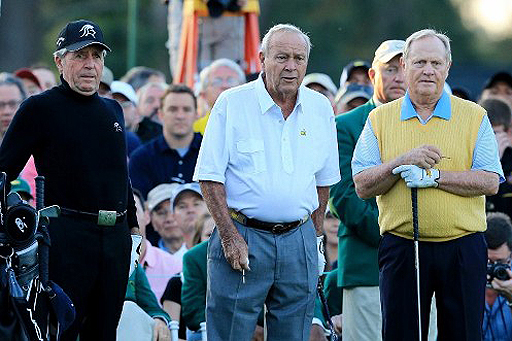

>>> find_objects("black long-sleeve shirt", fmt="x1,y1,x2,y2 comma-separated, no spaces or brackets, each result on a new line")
0,77,137,228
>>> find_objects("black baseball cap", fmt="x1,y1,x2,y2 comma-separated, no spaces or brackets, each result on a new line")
484,71,512,90
55,19,111,52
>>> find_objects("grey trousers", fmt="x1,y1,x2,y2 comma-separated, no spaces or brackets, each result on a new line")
206,219,318,341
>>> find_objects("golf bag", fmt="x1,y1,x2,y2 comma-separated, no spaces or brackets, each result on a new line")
0,174,75,340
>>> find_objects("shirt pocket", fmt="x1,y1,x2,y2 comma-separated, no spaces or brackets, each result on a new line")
236,139,267,174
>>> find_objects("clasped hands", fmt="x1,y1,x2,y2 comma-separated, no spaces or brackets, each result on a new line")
392,145,442,188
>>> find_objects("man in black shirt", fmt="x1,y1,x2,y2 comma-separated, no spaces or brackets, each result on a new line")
129,84,202,198
0,20,140,340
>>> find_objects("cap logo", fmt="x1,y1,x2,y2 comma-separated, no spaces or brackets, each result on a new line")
56,37,65,47
79,24,97,38
113,122,123,132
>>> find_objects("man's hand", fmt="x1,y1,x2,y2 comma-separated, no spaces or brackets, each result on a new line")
220,231,250,272
392,165,440,188
309,324,328,341
152,318,171,341
251,325,264,341
491,269,512,302
396,145,442,169
131,227,141,235
331,314,342,335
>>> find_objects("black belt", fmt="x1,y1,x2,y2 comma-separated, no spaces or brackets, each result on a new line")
60,208,126,226
228,208,308,234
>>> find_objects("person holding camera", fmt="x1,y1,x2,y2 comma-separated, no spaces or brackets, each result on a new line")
484,212,512,341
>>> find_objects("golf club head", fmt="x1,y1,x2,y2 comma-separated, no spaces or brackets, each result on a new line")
37,205,61,219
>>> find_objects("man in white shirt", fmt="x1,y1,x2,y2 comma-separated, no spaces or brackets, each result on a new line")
194,23,340,341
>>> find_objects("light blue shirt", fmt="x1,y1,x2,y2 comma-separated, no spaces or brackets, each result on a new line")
352,91,505,182
483,295,512,341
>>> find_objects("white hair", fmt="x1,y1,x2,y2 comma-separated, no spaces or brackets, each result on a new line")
136,81,169,103
198,58,245,93
260,24,312,58
52,46,107,59
404,29,451,64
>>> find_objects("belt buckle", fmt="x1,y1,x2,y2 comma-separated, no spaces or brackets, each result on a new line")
98,210,117,226
272,223,285,234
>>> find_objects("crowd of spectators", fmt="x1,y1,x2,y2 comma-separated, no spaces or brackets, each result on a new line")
2,14,512,341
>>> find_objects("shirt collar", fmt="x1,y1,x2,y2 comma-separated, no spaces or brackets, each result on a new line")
155,133,202,152
401,90,451,122
255,72,303,115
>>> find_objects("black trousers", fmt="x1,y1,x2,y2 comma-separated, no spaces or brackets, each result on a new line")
379,232,487,341
48,215,131,341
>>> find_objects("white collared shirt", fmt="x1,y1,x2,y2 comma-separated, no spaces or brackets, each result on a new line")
193,74,340,222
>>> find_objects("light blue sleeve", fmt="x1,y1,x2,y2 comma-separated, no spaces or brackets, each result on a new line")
351,119,382,176
472,115,505,182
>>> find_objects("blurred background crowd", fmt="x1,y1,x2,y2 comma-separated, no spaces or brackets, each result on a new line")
1,0,512,340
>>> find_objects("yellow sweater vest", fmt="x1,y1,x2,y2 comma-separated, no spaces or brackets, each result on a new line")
370,95,487,241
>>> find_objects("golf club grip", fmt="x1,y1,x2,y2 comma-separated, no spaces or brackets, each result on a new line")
411,187,419,241
35,176,45,211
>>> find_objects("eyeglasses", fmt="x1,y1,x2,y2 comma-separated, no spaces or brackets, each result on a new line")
0,100,21,111
209,77,240,88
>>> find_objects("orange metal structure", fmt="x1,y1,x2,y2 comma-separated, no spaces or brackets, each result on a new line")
174,0,261,87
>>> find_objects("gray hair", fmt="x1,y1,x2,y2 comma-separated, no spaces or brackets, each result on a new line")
198,58,245,93
52,47,108,59
404,29,451,64
136,81,169,104
0,73,27,100
260,24,312,58
121,66,166,92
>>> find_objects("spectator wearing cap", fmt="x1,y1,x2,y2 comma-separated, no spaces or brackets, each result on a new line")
147,183,188,261
111,80,143,156
14,68,42,97
0,19,140,339
303,73,338,110
481,71,512,107
111,80,140,132
133,190,181,301
193,58,246,135
129,84,202,198
330,39,406,341
32,65,57,91
334,83,373,114
98,65,114,98
339,59,372,88
170,182,207,249
10,178,34,205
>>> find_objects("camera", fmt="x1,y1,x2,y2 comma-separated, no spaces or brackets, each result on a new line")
207,0,241,18
487,262,511,283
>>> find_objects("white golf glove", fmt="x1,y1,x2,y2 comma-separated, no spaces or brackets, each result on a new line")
129,234,142,276
392,165,440,188
317,235,326,276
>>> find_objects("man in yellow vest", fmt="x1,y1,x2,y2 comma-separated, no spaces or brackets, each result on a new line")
352,29,504,341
